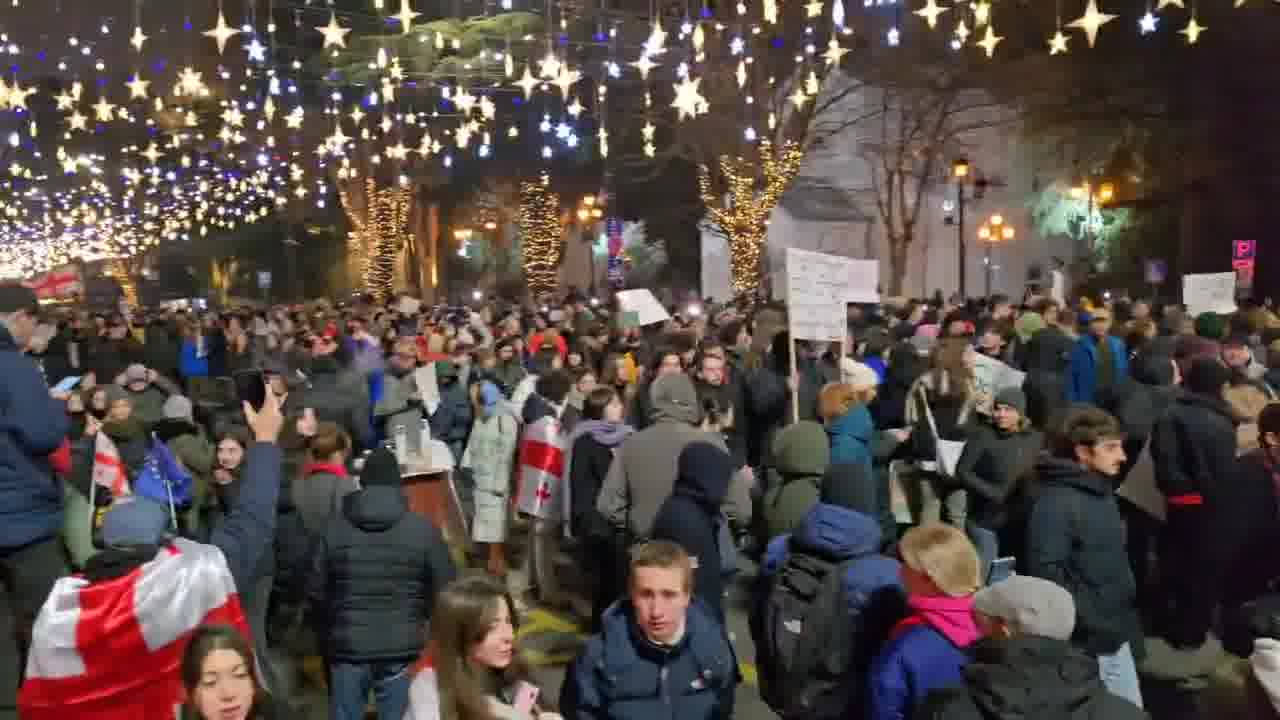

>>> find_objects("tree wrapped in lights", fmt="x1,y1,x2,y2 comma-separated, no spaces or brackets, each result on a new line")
340,177,412,303
518,174,562,295
697,140,803,294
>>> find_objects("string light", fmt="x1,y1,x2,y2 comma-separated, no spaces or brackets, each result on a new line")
518,175,562,295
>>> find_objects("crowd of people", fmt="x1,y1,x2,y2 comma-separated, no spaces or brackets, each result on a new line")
4,282,1280,720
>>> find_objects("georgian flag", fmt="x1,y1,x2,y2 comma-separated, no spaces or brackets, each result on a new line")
19,538,250,720
515,416,567,521
92,432,129,497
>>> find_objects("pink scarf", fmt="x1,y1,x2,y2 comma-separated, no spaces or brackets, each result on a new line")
902,593,982,648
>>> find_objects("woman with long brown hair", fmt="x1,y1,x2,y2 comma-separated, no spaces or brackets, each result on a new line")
180,624,276,720
406,574,560,720
904,337,982,527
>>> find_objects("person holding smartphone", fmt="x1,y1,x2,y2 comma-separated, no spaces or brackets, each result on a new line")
405,574,560,720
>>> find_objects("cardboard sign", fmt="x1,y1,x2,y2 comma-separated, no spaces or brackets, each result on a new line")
616,289,670,326
1183,272,1237,316
786,247,854,342
845,258,880,304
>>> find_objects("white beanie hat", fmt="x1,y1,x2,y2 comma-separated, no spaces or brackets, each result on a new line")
840,358,880,390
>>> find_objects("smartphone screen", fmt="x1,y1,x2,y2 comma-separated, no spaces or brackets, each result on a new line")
52,376,82,394
234,371,267,412
512,681,540,715
988,557,1016,585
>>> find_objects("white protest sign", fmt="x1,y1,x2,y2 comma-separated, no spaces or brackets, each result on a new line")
616,289,671,326
786,247,854,342
1183,272,1237,316
846,259,880,303
398,296,422,316
415,363,441,416
1050,270,1066,304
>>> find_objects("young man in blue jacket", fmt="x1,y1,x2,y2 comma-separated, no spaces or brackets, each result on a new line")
0,285,71,677
561,540,739,720
1068,310,1128,404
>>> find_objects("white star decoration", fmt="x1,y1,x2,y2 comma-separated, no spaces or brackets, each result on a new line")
1067,0,1117,48
514,65,540,99
203,11,241,55
125,74,150,99
393,0,421,33
914,0,949,29
671,76,707,120
551,66,581,100
317,13,352,49
130,26,149,52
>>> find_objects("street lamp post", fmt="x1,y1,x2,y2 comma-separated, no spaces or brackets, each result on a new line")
952,158,970,298
978,213,1015,297
576,194,605,295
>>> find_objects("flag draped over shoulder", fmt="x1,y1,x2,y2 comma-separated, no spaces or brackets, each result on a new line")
92,432,129,496
19,538,249,720
515,416,566,521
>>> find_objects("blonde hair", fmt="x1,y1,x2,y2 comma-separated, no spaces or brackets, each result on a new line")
629,540,695,593
898,523,981,597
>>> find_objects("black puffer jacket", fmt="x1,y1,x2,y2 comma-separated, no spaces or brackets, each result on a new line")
918,635,1149,720
308,484,457,662
1149,390,1238,503
1018,457,1140,656
1019,326,1074,430
953,423,1043,530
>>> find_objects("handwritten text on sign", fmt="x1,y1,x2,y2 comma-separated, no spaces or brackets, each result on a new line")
1183,272,1237,316
787,247,855,342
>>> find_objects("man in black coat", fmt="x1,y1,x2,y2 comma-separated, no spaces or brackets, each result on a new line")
1018,305,1075,430
308,447,457,720
920,576,1148,720
1149,357,1239,652
1019,405,1144,709
649,442,735,621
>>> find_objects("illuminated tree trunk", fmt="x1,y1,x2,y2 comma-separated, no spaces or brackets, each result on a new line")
109,259,140,309
698,140,803,295
340,178,412,302
518,175,563,296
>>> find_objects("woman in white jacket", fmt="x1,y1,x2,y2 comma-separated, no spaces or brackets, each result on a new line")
462,381,521,576
405,574,559,720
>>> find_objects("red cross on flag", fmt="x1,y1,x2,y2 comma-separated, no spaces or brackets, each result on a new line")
515,416,566,521
92,432,129,497
19,538,249,720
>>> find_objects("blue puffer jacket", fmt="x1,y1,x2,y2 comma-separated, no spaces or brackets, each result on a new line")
761,502,905,642
178,338,209,379
0,325,70,550
1067,334,1128,404
561,599,738,720
868,621,971,720
827,405,875,481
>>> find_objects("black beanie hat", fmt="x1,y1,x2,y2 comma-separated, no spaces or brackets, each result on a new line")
1186,356,1232,397
360,447,401,487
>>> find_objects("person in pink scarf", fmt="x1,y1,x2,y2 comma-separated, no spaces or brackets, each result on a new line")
868,523,983,720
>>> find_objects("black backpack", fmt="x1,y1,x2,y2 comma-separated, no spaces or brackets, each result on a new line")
754,549,860,720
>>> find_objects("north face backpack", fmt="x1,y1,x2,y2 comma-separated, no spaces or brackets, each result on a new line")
754,549,860,720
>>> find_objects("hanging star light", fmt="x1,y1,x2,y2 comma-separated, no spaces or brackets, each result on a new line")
823,38,850,64
954,18,971,42
350,106,366,125
1067,0,1117,48
598,127,609,157
67,110,88,131
671,76,707,119
54,89,76,111
645,18,669,55
393,0,420,32
92,97,116,122
222,106,245,127
551,66,581,100
130,26,149,51
415,131,435,156
244,37,267,62
327,126,351,151
176,67,207,96
805,0,825,16
914,0,949,28
1048,29,1070,53
1138,11,1158,33
386,142,410,160
1157,0,1182,8
125,73,150,99
380,115,394,134
764,0,779,23
479,96,496,120
642,121,656,142
5,81,33,110
832,0,846,27
805,71,820,95
263,97,277,121
285,107,305,129
515,65,540,98
788,85,809,109
538,50,563,79
976,24,1002,56
736,60,748,87
566,97,584,117
317,13,352,49
631,54,660,80
973,1,991,25
1181,15,1206,43
203,11,241,55
140,143,162,164
454,87,478,114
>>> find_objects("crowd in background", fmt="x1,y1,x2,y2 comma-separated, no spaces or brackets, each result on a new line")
5,283,1280,719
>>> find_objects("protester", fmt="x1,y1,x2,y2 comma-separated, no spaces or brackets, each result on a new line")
307,446,458,720
918,576,1149,720
180,625,278,720
759,420,831,544
292,421,357,539
1019,405,1143,708
406,574,560,720
0,284,70,675
561,541,738,720
867,523,983,720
